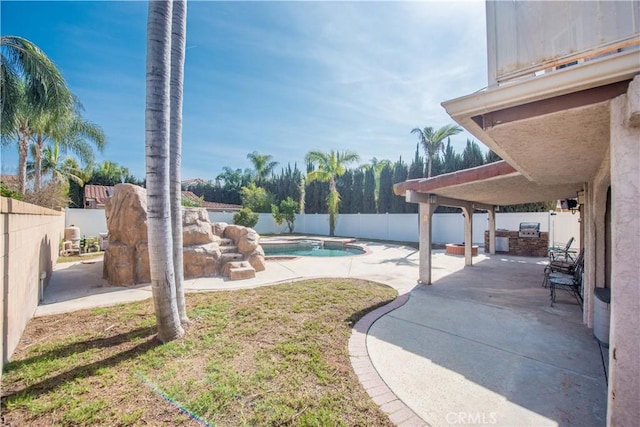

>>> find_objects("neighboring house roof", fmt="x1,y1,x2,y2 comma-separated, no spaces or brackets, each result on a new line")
182,178,208,187
84,184,113,207
0,174,19,189
181,191,242,212
83,185,241,211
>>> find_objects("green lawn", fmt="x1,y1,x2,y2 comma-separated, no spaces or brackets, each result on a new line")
2,279,397,426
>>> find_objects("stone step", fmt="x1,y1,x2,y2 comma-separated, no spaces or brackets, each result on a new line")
221,260,251,277
229,266,256,281
220,253,244,266
219,238,234,246
219,245,239,254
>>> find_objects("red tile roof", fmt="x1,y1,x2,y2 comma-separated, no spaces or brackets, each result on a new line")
84,184,113,206
83,185,242,211
181,191,242,211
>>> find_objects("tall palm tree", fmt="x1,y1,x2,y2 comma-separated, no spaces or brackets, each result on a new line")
170,0,188,325
246,151,278,186
305,149,360,236
145,0,184,343
411,124,462,178
30,105,106,191
1,35,73,137
2,83,33,194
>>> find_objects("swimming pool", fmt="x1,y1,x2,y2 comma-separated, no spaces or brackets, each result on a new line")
262,240,364,257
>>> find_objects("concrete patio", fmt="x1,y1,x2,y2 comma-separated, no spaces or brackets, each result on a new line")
36,240,607,426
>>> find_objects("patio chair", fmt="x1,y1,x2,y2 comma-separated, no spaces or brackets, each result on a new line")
542,248,584,288
549,254,584,307
548,237,576,262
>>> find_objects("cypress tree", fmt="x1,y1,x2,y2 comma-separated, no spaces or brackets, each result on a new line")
351,169,364,213
337,169,353,213
377,164,393,213
363,167,376,213
391,160,408,213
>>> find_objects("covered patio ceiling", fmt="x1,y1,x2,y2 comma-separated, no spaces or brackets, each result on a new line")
440,50,639,185
394,161,582,207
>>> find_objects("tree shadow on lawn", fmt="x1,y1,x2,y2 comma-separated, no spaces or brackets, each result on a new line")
2,326,158,402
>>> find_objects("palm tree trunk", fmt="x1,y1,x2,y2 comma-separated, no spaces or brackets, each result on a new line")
427,156,433,178
145,0,184,343
170,0,188,324
34,134,44,192
17,135,28,195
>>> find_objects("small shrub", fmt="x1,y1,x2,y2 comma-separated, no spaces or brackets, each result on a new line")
271,197,297,233
233,208,259,228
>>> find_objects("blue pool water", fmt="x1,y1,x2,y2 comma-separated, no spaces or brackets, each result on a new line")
263,244,363,257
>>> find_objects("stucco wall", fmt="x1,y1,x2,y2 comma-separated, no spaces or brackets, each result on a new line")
1,197,64,367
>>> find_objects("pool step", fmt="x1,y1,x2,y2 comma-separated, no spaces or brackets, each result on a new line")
219,245,239,254
221,261,256,280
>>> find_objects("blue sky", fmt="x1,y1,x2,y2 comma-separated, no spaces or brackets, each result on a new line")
1,0,488,181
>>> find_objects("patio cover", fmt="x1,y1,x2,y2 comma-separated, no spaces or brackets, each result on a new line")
393,161,582,207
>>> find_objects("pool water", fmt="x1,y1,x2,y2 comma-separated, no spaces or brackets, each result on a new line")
263,245,364,257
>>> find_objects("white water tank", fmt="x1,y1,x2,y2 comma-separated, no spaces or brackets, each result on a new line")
594,288,611,347
64,226,81,243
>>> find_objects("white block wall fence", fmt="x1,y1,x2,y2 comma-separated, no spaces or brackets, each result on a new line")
65,209,580,249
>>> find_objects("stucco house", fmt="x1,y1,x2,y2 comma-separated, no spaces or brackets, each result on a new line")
394,2,639,424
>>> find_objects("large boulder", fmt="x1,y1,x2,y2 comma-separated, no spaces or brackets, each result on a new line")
182,208,214,246
105,184,147,246
103,187,266,285
212,222,228,237
183,243,221,278
103,184,149,285
247,247,266,272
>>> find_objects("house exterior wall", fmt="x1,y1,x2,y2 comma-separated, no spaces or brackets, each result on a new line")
487,1,640,85
607,79,640,426
1,197,64,367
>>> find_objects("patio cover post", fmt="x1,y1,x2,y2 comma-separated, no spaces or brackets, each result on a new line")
488,208,496,255
461,205,474,266
418,201,438,285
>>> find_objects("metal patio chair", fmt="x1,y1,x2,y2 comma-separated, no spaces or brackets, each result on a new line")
549,254,584,307
542,248,584,288
548,237,576,262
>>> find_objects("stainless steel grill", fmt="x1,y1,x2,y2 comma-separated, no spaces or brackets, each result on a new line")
519,222,540,238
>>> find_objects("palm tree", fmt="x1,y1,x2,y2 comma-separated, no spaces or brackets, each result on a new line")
30,105,106,191
2,83,33,194
305,149,360,236
145,0,184,343
28,141,85,186
411,124,462,178
1,35,73,137
246,151,278,186
169,0,188,325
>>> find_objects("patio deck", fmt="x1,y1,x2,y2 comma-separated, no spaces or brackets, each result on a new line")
35,242,607,426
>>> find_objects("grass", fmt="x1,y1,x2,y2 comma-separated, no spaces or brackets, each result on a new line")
57,252,104,264
1,279,397,426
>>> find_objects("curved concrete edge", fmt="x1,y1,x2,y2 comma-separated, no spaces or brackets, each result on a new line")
349,293,429,427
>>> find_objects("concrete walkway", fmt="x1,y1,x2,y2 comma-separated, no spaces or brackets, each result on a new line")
36,241,607,426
